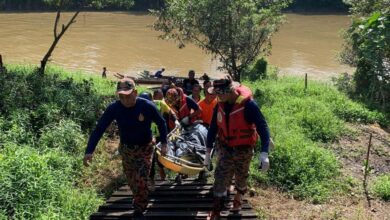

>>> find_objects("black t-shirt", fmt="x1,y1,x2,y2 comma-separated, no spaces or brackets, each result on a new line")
183,78,199,95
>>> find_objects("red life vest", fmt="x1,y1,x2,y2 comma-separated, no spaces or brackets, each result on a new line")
216,95,258,147
177,96,190,120
234,84,253,99
170,88,194,122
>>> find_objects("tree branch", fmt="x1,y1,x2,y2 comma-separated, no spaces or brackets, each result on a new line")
40,6,80,75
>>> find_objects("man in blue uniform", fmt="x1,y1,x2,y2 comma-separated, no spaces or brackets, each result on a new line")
83,78,168,219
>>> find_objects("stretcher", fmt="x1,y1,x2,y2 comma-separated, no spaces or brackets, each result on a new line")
155,124,208,176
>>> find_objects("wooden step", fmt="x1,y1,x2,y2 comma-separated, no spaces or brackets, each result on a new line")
91,210,258,220
106,196,247,204
90,179,256,220
98,203,252,211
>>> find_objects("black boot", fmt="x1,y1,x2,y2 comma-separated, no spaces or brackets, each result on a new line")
133,210,145,220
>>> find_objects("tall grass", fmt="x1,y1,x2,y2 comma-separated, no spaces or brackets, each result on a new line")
0,65,113,219
372,174,390,201
1,64,387,219
0,64,152,219
246,75,386,203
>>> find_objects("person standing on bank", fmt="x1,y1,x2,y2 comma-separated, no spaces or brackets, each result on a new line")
83,78,168,219
183,70,199,95
204,78,270,220
102,67,107,78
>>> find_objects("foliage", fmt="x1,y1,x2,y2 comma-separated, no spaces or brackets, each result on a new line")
340,0,390,116
332,72,355,95
0,143,103,219
0,0,135,10
343,0,390,17
247,76,386,201
288,0,348,11
372,174,390,201
153,0,290,82
0,65,113,132
0,65,116,219
242,57,268,81
38,119,85,155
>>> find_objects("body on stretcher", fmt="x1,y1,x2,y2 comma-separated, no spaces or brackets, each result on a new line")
155,122,210,176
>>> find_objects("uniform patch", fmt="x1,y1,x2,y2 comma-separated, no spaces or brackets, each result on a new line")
138,113,144,122
217,112,222,123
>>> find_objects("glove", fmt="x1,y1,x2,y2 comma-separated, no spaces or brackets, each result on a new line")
175,120,180,128
180,116,190,126
259,152,269,172
204,151,211,167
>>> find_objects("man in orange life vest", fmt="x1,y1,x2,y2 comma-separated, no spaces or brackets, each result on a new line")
204,77,270,220
165,87,202,126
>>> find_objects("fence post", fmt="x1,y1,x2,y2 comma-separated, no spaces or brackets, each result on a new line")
0,54,3,68
304,73,308,94
363,133,373,208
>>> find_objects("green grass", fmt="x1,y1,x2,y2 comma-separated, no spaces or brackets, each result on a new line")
246,75,386,203
0,64,153,219
1,64,388,219
372,174,390,201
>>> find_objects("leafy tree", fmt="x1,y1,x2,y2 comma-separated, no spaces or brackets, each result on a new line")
0,0,134,10
153,0,290,82
341,0,390,111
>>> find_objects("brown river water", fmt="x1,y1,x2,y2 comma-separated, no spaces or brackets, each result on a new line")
0,12,353,80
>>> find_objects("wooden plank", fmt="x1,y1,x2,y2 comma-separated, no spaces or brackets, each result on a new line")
90,179,254,220
153,180,215,186
91,210,258,219
118,185,213,191
111,190,237,197
98,203,252,211
106,196,247,204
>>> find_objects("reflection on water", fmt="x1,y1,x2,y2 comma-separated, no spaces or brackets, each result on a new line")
0,12,353,80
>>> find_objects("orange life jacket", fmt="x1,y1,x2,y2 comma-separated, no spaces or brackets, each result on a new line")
216,95,258,147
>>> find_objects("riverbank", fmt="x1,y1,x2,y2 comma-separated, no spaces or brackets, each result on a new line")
0,65,388,219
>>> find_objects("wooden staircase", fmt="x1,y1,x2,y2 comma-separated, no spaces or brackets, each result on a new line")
90,179,258,220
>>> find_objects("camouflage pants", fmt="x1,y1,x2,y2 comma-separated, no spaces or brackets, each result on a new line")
213,145,254,197
119,143,153,212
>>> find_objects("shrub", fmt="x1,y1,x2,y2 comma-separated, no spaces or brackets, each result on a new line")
38,119,85,155
0,143,102,219
0,110,35,146
243,57,268,81
372,174,390,201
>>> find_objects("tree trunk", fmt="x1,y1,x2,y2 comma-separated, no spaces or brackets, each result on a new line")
39,7,80,75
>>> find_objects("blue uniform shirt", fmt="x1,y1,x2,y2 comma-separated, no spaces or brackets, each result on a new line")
85,98,168,154
206,99,270,153
185,96,200,111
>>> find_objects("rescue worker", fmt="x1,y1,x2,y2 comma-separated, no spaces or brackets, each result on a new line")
204,77,270,220
197,80,217,127
165,87,202,126
165,87,203,182
190,84,202,103
83,78,168,219
139,91,178,188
